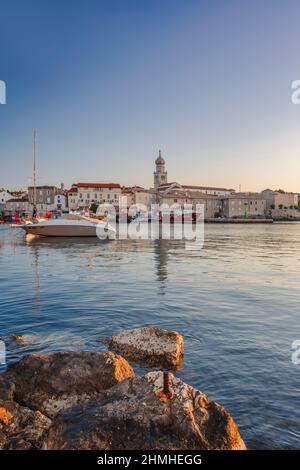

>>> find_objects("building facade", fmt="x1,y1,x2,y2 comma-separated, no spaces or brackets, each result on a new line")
261,189,298,210
4,197,30,216
274,192,298,209
67,183,121,210
158,190,222,218
28,186,59,211
223,193,267,218
121,186,155,209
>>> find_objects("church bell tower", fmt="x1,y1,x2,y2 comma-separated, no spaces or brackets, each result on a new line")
154,150,167,189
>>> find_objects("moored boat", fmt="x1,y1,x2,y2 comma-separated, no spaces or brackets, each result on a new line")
20,215,116,238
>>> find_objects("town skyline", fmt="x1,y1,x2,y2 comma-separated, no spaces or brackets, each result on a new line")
1,155,299,224
0,147,298,195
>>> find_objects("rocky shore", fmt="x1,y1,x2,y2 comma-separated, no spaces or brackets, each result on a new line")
0,327,246,450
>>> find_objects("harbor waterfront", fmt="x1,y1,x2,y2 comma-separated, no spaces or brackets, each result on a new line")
0,223,299,449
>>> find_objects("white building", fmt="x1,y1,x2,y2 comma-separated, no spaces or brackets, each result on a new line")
68,183,121,210
54,194,67,210
0,190,12,204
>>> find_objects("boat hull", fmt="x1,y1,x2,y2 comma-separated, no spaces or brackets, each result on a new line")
21,221,114,238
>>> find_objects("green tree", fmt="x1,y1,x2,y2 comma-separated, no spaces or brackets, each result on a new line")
89,203,98,214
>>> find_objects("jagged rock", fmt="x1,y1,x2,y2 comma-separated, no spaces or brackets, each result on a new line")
0,400,51,450
3,351,134,418
102,326,184,368
43,371,246,450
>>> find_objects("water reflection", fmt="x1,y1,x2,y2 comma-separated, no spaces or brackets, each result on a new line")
154,239,169,286
31,246,41,313
1,225,300,449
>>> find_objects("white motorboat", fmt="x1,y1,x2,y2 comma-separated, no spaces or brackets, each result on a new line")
20,215,116,238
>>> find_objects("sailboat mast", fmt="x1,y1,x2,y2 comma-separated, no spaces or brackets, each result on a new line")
33,128,37,207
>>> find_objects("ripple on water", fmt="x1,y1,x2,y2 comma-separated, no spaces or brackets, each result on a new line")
0,224,300,449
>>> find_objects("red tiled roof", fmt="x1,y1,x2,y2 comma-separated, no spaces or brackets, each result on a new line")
182,185,235,192
75,183,121,189
158,182,235,192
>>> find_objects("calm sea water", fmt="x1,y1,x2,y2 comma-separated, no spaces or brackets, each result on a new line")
0,223,299,449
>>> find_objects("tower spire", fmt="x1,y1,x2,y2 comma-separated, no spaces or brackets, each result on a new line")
154,150,167,189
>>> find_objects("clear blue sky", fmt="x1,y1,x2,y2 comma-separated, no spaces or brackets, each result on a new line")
1,0,300,191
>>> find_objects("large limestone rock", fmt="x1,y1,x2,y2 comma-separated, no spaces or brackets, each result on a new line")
3,351,134,418
0,400,51,450
102,326,184,368
43,371,246,450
